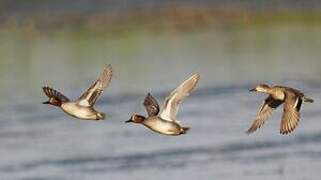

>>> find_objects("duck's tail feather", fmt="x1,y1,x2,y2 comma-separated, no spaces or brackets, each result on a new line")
303,96,314,103
181,127,190,134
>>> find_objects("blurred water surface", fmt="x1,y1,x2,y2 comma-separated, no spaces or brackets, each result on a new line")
0,21,321,180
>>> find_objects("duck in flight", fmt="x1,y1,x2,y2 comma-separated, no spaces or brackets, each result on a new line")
42,64,113,120
126,73,200,136
247,84,314,135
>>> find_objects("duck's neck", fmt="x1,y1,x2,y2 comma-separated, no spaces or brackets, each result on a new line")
264,88,272,94
257,87,272,95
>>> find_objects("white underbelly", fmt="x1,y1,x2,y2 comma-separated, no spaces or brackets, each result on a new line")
61,103,97,120
145,120,180,135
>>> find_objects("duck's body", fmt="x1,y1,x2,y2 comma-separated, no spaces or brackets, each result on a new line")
42,64,112,120
266,86,286,100
126,73,200,136
61,102,102,120
247,84,314,135
142,116,189,136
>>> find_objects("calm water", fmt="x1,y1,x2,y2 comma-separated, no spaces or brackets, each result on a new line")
0,22,321,180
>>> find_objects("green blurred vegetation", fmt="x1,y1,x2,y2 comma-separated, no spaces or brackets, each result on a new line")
1,7,321,37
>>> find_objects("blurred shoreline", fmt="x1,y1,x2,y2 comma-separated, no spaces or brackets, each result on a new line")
1,4,321,34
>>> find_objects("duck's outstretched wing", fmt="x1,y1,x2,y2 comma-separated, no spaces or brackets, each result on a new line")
143,93,160,117
246,96,283,134
159,73,200,122
43,86,70,102
280,91,302,135
77,64,113,107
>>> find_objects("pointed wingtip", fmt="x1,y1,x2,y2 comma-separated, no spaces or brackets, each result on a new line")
143,93,152,105
42,86,50,94
102,64,113,75
245,130,253,135
96,64,113,89
105,64,112,70
280,128,294,135
246,125,259,135
192,73,200,80
280,131,288,135
185,73,200,87
144,92,152,100
42,86,52,91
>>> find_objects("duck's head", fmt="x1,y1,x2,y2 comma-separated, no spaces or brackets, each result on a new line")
126,113,146,124
250,84,271,93
42,98,62,107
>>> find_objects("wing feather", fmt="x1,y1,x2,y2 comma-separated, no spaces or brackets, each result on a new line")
143,93,160,117
246,96,283,134
280,91,301,135
42,86,70,102
159,73,200,122
77,64,113,107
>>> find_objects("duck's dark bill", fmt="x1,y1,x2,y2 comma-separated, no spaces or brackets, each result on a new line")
125,120,133,123
42,101,50,104
249,88,256,92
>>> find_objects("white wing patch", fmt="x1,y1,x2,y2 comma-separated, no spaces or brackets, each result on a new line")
160,93,177,122
159,73,200,122
78,99,91,107
293,97,299,108
76,64,112,107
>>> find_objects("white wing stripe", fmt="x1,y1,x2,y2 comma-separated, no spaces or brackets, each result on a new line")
159,73,200,122
160,93,177,121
